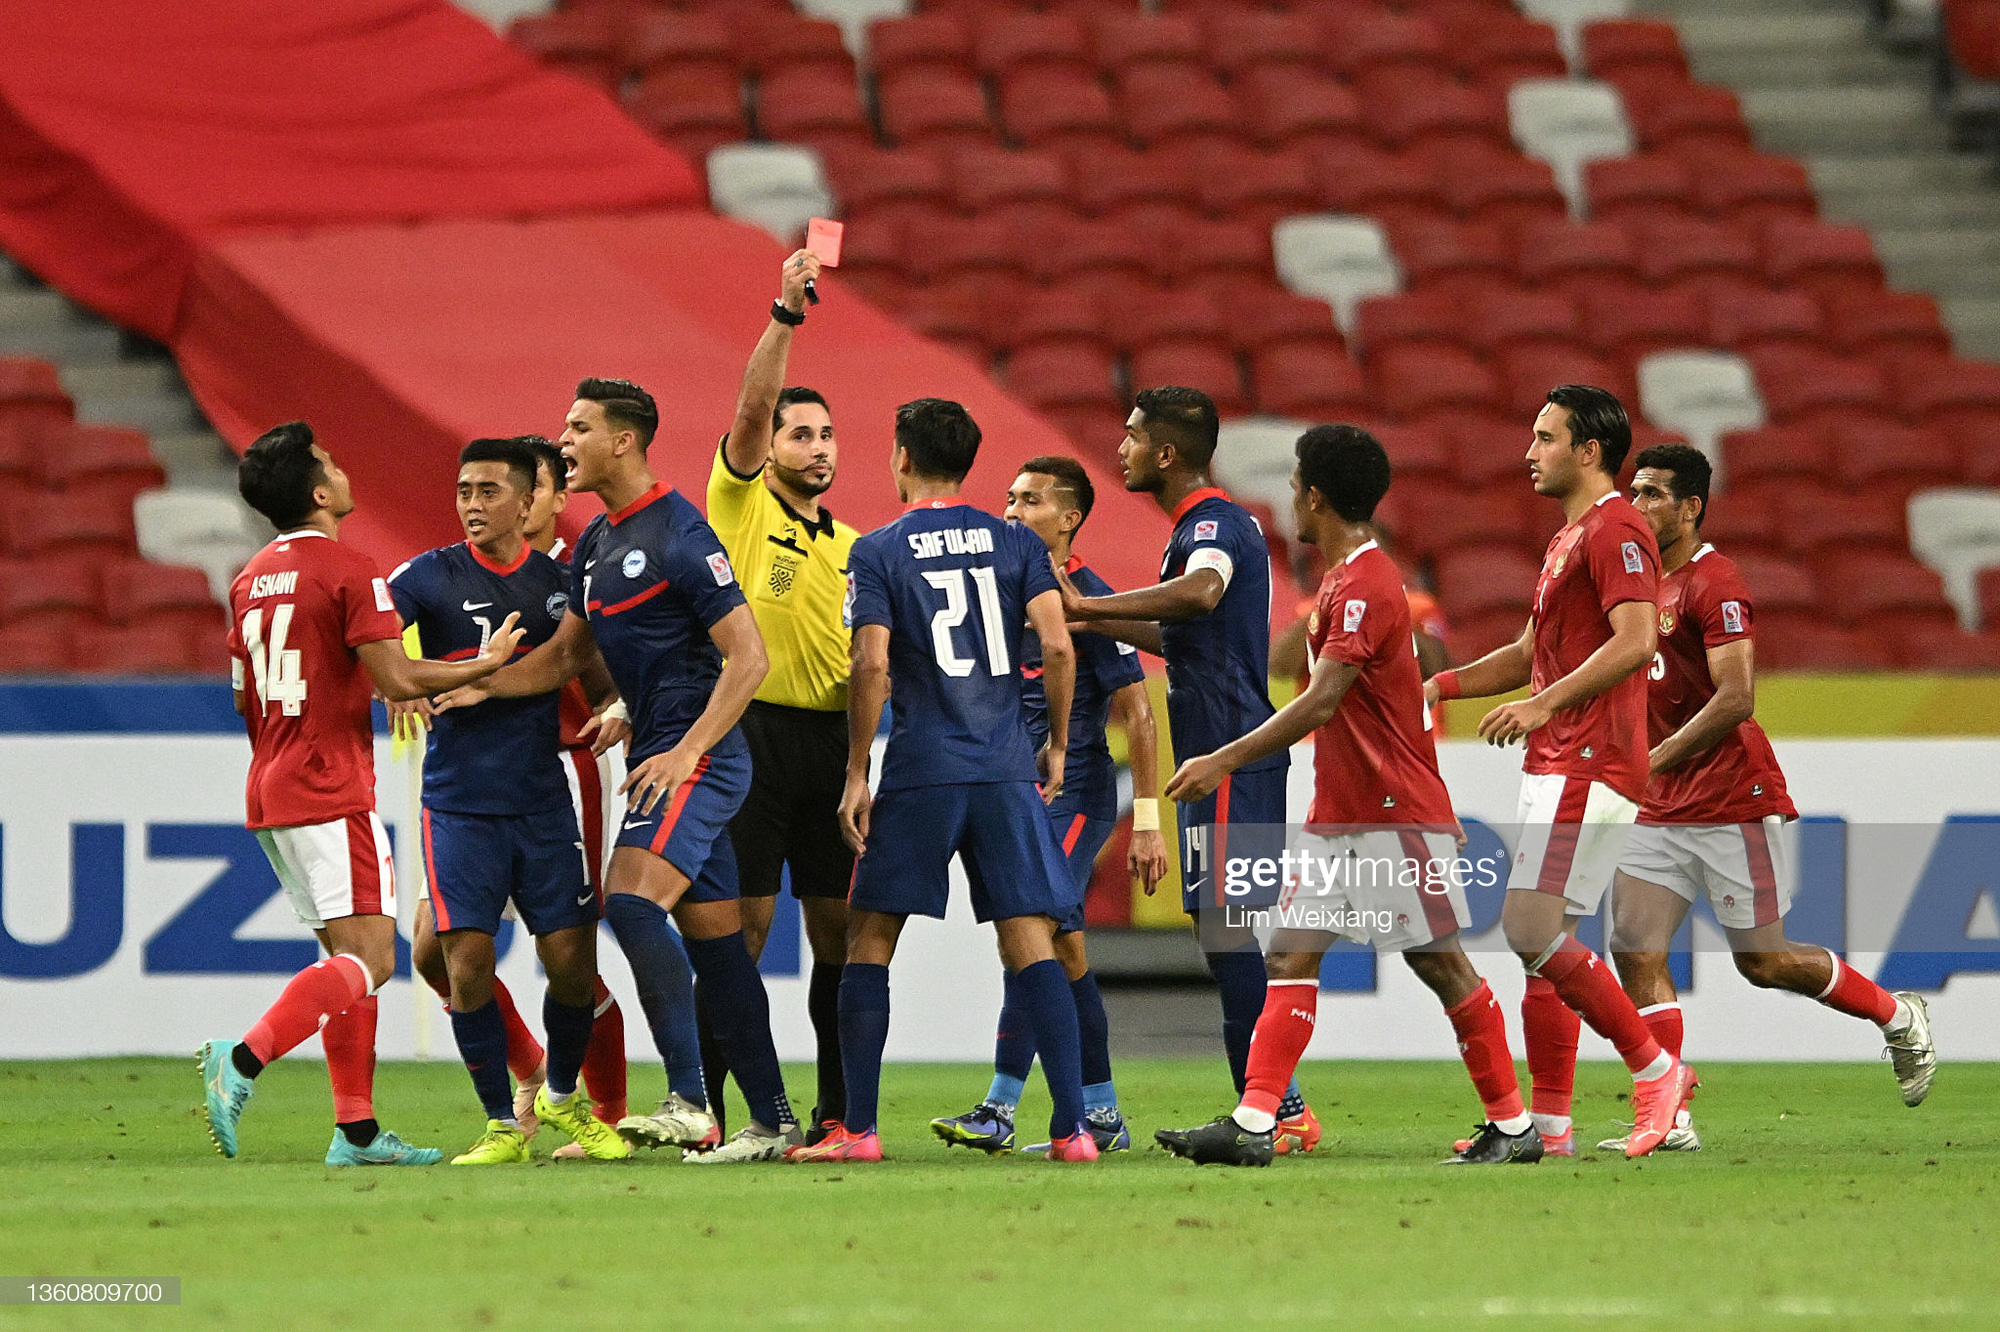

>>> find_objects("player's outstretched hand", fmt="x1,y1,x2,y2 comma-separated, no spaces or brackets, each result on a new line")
386,696,433,743
1476,696,1552,747
837,771,872,856
476,612,525,672
1164,753,1228,803
1054,563,1088,620
622,744,699,816
1422,677,1443,709
577,705,631,757
430,682,490,714
1037,743,1066,804
1129,829,1168,896
781,249,821,312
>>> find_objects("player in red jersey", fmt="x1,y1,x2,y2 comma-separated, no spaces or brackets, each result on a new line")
198,422,525,1163
1425,386,1695,1159
1597,444,1936,1150
1151,426,1538,1166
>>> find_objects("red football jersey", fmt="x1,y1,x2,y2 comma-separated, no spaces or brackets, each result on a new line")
1640,545,1795,824
1524,492,1659,803
227,531,403,830
1305,542,1457,829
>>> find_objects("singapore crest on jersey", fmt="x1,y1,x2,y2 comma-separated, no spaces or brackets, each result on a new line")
546,592,568,621
622,549,646,578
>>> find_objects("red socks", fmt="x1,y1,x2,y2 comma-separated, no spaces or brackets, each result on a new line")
1536,936,1665,1076
1818,950,1899,1026
1445,982,1525,1125
490,976,546,1082
1239,981,1318,1119
1639,1002,1684,1061
1520,975,1579,1121
322,994,378,1123
582,977,628,1124
244,954,370,1065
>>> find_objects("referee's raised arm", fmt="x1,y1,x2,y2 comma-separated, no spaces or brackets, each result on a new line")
722,249,821,479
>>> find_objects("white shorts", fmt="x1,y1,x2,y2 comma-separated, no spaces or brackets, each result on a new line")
1507,773,1639,915
1618,817,1796,931
418,746,616,918
256,811,397,929
1269,829,1470,952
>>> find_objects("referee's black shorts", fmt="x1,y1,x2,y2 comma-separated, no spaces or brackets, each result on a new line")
730,699,855,900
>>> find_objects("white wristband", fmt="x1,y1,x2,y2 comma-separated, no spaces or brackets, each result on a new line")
601,700,628,723
1131,798,1159,833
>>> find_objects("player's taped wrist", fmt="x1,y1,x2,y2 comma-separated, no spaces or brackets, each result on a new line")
1131,798,1160,833
600,700,628,723
1432,669,1462,700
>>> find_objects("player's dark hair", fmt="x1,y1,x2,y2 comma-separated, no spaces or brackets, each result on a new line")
1132,385,1220,470
774,386,831,433
458,436,539,493
237,420,325,530
1020,455,1095,530
894,398,981,481
1295,424,1392,523
521,435,567,492
1546,384,1632,477
576,377,659,451
1635,442,1711,528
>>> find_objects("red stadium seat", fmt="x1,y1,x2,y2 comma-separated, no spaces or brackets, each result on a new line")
1686,150,1817,226
1747,346,1893,430
1304,143,1452,224
1247,345,1369,418
508,9,623,90
1707,287,1824,355
12,490,136,559
868,14,974,79
1761,219,1885,301
1319,8,1448,80
0,622,72,673
1090,12,1205,78
1361,72,1509,152
1219,286,1344,357
1580,19,1690,83
1116,288,1229,355
1133,344,1249,414
1118,68,1243,151
732,12,852,77
1006,286,1115,355
1824,289,1952,365
102,557,221,633
1191,147,1317,230
998,68,1120,152
1065,144,1197,221
1512,221,1640,297
1583,286,1708,362
1729,551,1820,613
1159,216,1270,291
1756,616,1896,669
38,423,163,505
1238,70,1365,152
1203,11,1324,77
1004,343,1121,409
1813,549,1956,628
1037,217,1155,304
1356,290,1463,358
1827,422,1962,495
1372,422,1455,484
1464,287,1585,358
1373,343,1503,417
1956,416,2000,486
1884,623,2000,671
1774,485,1905,554
1450,14,1567,90
1383,216,1513,299
899,285,996,362
877,69,994,153
1625,217,1759,290
70,622,197,675
1718,424,1830,492
1394,488,1529,556
756,67,873,156
1979,565,2000,628
903,213,1041,284
0,357,73,434
1425,142,1566,228
625,67,746,159
820,147,950,230
1585,153,1698,226
0,556,101,631
1698,488,1780,555
1893,358,2000,432
624,11,735,79
1433,411,1531,487
976,12,1093,77
1622,83,1751,155
1500,347,1634,418
948,146,1070,219
1435,547,1539,620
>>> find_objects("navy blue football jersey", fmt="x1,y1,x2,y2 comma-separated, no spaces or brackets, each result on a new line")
845,498,1059,793
1022,558,1145,822
388,542,573,816
1158,488,1285,773
571,483,750,764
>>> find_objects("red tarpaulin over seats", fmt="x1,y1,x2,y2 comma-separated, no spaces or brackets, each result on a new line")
179,213,1170,584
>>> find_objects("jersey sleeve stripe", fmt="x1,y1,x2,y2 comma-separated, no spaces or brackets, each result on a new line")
591,579,673,617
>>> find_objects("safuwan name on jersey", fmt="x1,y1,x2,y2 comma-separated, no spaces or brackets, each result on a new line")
907,527,996,559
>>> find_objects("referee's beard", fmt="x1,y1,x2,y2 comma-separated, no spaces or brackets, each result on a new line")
773,459,834,499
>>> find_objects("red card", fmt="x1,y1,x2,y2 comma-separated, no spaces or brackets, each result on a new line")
805,217,844,267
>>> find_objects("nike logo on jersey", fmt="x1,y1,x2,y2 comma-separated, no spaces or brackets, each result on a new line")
585,559,598,569
462,600,493,611
575,891,593,907
622,818,649,831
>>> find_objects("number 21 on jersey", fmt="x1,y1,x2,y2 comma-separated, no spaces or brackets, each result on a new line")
240,605,308,715
922,566,1009,677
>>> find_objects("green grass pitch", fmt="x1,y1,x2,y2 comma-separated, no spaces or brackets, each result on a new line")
0,1058,1991,1328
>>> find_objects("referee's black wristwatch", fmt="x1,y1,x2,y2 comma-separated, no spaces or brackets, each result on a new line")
771,300,806,326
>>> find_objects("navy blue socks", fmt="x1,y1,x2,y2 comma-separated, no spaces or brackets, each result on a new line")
684,931,795,1131
1013,958,1085,1139
838,963,891,1134
808,960,847,1125
1208,948,1269,1095
448,999,514,1122
603,892,707,1106
541,993,595,1100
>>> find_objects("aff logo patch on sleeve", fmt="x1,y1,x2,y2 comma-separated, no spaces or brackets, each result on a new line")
842,572,857,627
1721,600,1744,634
707,552,735,587
1621,540,1643,574
372,578,394,613
1343,599,1366,632
1194,520,1218,542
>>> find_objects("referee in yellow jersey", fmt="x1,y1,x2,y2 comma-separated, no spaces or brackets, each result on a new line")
704,248,856,1141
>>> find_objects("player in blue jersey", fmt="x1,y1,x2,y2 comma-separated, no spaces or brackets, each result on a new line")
1061,386,1319,1154
436,378,799,1164
387,437,630,1163
790,400,1098,1164
930,455,1168,1155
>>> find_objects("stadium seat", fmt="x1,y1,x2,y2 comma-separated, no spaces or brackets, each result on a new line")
1828,423,1963,496
1814,548,1957,629
507,9,623,90
793,0,906,58
1237,70,1366,152
1271,214,1402,333
947,145,1069,220
1637,350,1764,461
1436,547,1539,620
1465,286,1586,358
70,622,198,675
819,146,949,230
1319,8,1449,80
756,67,874,156
1512,219,1639,296
0,556,100,633
12,490,136,559
732,12,855,78
1036,218,1154,305
997,68,1120,152
99,556,226,636
706,144,832,243
1895,358,2000,432
1707,287,1824,356
1761,219,1885,301
1508,79,1633,213
1626,217,1759,290
1433,411,1533,486
1065,144,1197,222
1500,347,1631,417
1756,616,1897,669
1579,18,1689,83
1163,217,1271,296
37,423,165,510
1518,0,1631,65
1374,344,1503,417
835,216,913,294
1621,82,1751,155
1003,343,1120,410
0,621,72,673
1717,424,1830,493
976,12,1092,77
1451,14,1568,90
1005,287,1112,356
1363,72,1510,153
1584,152,1697,226
132,490,264,601
899,285,995,363
1372,421,1456,484
1583,285,1706,362
626,67,747,160
0,357,73,433
1825,289,1953,365
1248,345,1370,418
624,12,736,79
1191,147,1318,231
1304,143,1452,225
867,13,974,78
1747,346,1893,431
1118,68,1243,151
1383,216,1513,299
1882,622,2000,670
1698,486,1780,555
1730,551,1820,614
1687,150,1816,227
1355,290,1463,359
1909,488,2000,627
1203,11,1324,78
1133,344,1249,414
1219,286,1344,357
1395,488,1530,556
904,213,1041,284
1115,288,1228,356
1426,142,1568,229
877,68,993,153
1775,486,1906,555
1090,12,1205,77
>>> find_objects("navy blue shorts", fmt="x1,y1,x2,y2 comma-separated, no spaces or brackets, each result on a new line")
423,805,593,937
1176,764,1290,914
614,745,750,904
850,781,1078,924
1046,808,1114,933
